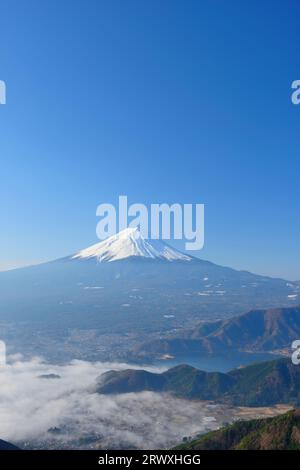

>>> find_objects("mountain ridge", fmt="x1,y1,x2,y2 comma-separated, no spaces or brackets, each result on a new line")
96,358,300,407
0,439,19,450
133,305,300,358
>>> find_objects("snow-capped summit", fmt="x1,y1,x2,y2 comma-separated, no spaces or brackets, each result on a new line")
71,227,193,263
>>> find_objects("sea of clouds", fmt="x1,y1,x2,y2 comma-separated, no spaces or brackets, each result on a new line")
0,356,224,449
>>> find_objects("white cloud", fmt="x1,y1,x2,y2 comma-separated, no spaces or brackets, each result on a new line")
0,356,224,449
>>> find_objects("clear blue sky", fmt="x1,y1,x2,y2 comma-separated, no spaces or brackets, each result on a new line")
0,0,299,279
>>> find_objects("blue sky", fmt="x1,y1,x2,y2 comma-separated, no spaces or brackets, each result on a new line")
0,0,299,279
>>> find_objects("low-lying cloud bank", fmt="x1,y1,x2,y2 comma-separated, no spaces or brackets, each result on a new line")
0,356,224,449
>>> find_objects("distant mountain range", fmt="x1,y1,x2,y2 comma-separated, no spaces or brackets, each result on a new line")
175,409,300,450
96,358,300,407
133,305,300,358
0,229,298,340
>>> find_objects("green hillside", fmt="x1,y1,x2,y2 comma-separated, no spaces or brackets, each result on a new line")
175,409,300,450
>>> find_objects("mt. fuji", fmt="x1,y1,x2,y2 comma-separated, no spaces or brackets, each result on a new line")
0,228,299,361
72,227,193,263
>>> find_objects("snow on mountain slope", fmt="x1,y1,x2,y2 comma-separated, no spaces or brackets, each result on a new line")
71,227,193,262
